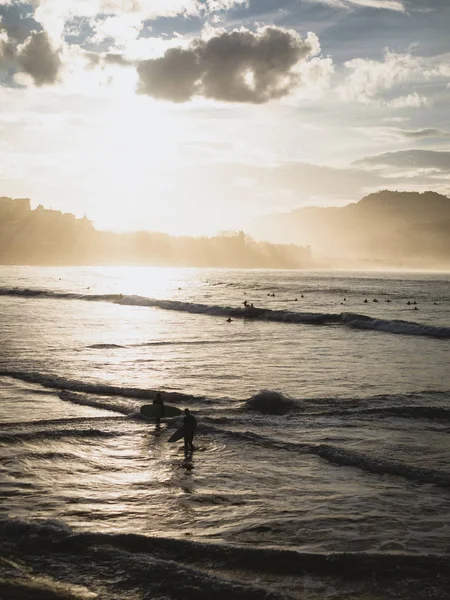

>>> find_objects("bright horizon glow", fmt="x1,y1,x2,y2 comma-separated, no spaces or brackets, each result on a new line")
1,0,449,238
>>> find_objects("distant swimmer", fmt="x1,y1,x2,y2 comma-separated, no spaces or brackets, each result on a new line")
183,408,197,453
373,298,378,303
364,299,368,303
343,298,346,301
414,306,419,310
153,392,164,427
434,302,438,305
413,301,417,305
407,301,411,305
226,317,232,322
294,298,298,301
301,294,304,298
385,299,391,303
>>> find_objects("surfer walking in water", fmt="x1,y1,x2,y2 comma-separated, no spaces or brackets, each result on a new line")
183,408,197,453
153,392,164,427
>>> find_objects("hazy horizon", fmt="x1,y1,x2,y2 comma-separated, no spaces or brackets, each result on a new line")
1,0,450,238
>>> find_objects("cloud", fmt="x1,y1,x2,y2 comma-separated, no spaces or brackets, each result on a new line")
16,31,61,85
85,50,131,68
0,28,61,86
343,0,405,11
338,50,420,104
90,13,144,47
32,0,247,39
307,0,405,11
398,128,450,138
386,92,431,108
355,149,450,171
137,26,323,103
357,127,450,141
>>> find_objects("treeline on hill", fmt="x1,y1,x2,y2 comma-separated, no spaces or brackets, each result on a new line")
251,190,450,269
0,197,312,268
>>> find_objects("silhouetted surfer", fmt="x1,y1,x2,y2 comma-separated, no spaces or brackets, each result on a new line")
153,392,164,427
183,409,197,453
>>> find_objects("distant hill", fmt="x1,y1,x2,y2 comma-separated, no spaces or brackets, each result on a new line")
250,190,450,269
0,196,312,268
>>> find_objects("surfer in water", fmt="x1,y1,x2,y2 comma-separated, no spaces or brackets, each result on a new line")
183,409,197,453
153,392,164,427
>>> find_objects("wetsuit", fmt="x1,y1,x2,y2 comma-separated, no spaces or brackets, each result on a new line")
153,396,164,425
184,413,197,451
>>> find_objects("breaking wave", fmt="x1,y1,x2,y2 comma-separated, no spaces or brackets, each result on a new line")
342,313,450,339
0,370,202,403
244,390,298,415
1,287,449,339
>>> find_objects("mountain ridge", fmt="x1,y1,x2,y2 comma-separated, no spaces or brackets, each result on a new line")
250,190,450,269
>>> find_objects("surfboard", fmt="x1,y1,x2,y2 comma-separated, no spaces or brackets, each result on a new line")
140,404,182,419
168,425,185,443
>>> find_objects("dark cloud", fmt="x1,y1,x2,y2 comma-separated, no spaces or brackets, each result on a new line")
17,31,61,85
85,51,131,69
104,53,130,66
1,27,61,86
137,27,319,103
355,149,450,171
138,46,202,102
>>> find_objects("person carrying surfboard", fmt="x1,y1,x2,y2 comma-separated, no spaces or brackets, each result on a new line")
153,392,164,426
183,409,197,453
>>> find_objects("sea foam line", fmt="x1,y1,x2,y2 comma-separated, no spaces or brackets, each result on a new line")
1,287,449,339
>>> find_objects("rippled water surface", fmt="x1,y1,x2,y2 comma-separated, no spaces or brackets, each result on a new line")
1,267,449,600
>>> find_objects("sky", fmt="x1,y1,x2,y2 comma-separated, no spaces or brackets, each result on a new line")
1,0,449,236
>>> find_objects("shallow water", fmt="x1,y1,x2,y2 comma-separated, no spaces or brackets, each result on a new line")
1,267,449,599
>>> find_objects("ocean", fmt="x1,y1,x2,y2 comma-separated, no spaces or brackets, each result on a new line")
0,266,449,600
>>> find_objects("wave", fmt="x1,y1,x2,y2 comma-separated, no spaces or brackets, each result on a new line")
309,443,450,488
244,390,298,415
342,312,450,339
206,427,450,489
0,370,202,403
58,391,137,415
351,406,450,422
0,415,122,430
86,343,125,349
1,517,447,580
243,389,450,419
85,339,255,351
0,427,117,445
1,286,449,339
